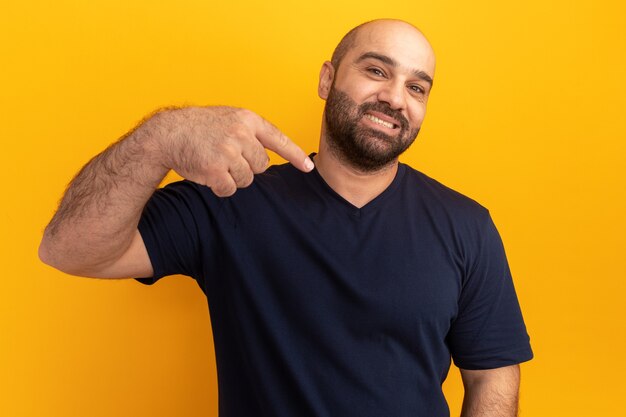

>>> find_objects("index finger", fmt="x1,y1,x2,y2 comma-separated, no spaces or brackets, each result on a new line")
254,116,314,173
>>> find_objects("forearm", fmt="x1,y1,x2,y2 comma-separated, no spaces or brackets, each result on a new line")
39,110,172,275
460,365,520,417
39,106,312,276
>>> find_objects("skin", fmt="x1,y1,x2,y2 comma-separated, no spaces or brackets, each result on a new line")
460,365,521,417
315,20,436,207
38,19,522,417
39,107,313,278
316,21,522,416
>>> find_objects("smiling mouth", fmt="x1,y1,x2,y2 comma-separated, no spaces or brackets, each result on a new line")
364,113,398,129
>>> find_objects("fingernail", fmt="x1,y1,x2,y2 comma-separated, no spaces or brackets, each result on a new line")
304,157,314,171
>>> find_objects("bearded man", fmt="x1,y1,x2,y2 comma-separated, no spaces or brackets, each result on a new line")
40,19,532,417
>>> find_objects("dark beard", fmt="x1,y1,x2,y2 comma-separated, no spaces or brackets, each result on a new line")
324,88,420,172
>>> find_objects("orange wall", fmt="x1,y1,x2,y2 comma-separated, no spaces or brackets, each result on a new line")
2,1,625,416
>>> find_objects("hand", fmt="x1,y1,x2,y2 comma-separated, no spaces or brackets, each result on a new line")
155,106,314,196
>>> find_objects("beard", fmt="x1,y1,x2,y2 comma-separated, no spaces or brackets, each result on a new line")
323,87,420,173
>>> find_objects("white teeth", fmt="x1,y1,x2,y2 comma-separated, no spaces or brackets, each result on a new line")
365,114,395,129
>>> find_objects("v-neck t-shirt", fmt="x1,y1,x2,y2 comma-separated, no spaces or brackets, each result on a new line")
137,161,533,417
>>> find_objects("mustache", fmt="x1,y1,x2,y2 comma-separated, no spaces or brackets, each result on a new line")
358,102,409,130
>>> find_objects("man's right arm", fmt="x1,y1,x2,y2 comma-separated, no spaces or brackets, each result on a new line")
38,106,313,279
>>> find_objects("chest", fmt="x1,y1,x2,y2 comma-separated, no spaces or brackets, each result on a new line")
222,199,465,343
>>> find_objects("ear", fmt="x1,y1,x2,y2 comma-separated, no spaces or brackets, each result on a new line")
318,61,335,100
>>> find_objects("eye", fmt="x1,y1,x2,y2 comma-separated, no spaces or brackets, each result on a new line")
409,84,425,94
367,67,386,77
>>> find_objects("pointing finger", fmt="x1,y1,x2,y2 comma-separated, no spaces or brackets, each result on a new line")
240,135,270,174
254,116,314,173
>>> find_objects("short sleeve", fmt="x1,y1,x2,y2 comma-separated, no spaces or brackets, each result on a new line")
135,181,212,285
447,213,533,369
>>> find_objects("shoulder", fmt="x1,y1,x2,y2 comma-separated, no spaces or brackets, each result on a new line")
399,163,490,223
235,161,317,205
155,161,302,200
253,161,306,188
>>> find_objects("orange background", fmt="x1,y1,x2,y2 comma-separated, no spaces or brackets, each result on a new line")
2,1,625,416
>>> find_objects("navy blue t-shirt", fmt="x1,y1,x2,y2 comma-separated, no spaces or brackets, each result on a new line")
137,161,533,417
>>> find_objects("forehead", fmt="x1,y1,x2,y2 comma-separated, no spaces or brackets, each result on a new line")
346,22,436,77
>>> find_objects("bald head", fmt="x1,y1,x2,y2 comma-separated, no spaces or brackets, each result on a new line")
330,19,435,76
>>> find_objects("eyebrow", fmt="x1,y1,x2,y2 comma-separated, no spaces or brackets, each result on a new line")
356,51,434,87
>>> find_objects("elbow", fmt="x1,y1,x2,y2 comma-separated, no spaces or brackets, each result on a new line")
39,235,69,273
38,232,121,278
38,235,57,268
38,233,87,276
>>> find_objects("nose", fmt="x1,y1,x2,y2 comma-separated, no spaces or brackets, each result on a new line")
376,80,406,111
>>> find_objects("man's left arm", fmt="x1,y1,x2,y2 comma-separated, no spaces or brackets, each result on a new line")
459,364,521,417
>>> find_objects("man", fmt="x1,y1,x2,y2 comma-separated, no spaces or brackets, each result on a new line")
39,19,532,417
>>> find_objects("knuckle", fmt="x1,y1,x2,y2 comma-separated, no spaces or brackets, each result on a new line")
237,174,254,188
244,170,255,186
212,179,236,197
236,108,254,119
218,143,240,160
276,132,289,149
251,153,270,174
222,187,237,197
205,166,223,180
234,108,258,126
213,189,231,197
224,124,249,140
230,163,254,187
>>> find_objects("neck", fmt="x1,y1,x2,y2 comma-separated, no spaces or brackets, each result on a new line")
314,139,399,209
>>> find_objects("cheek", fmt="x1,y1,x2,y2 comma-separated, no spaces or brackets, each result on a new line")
343,83,379,103
409,103,428,126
